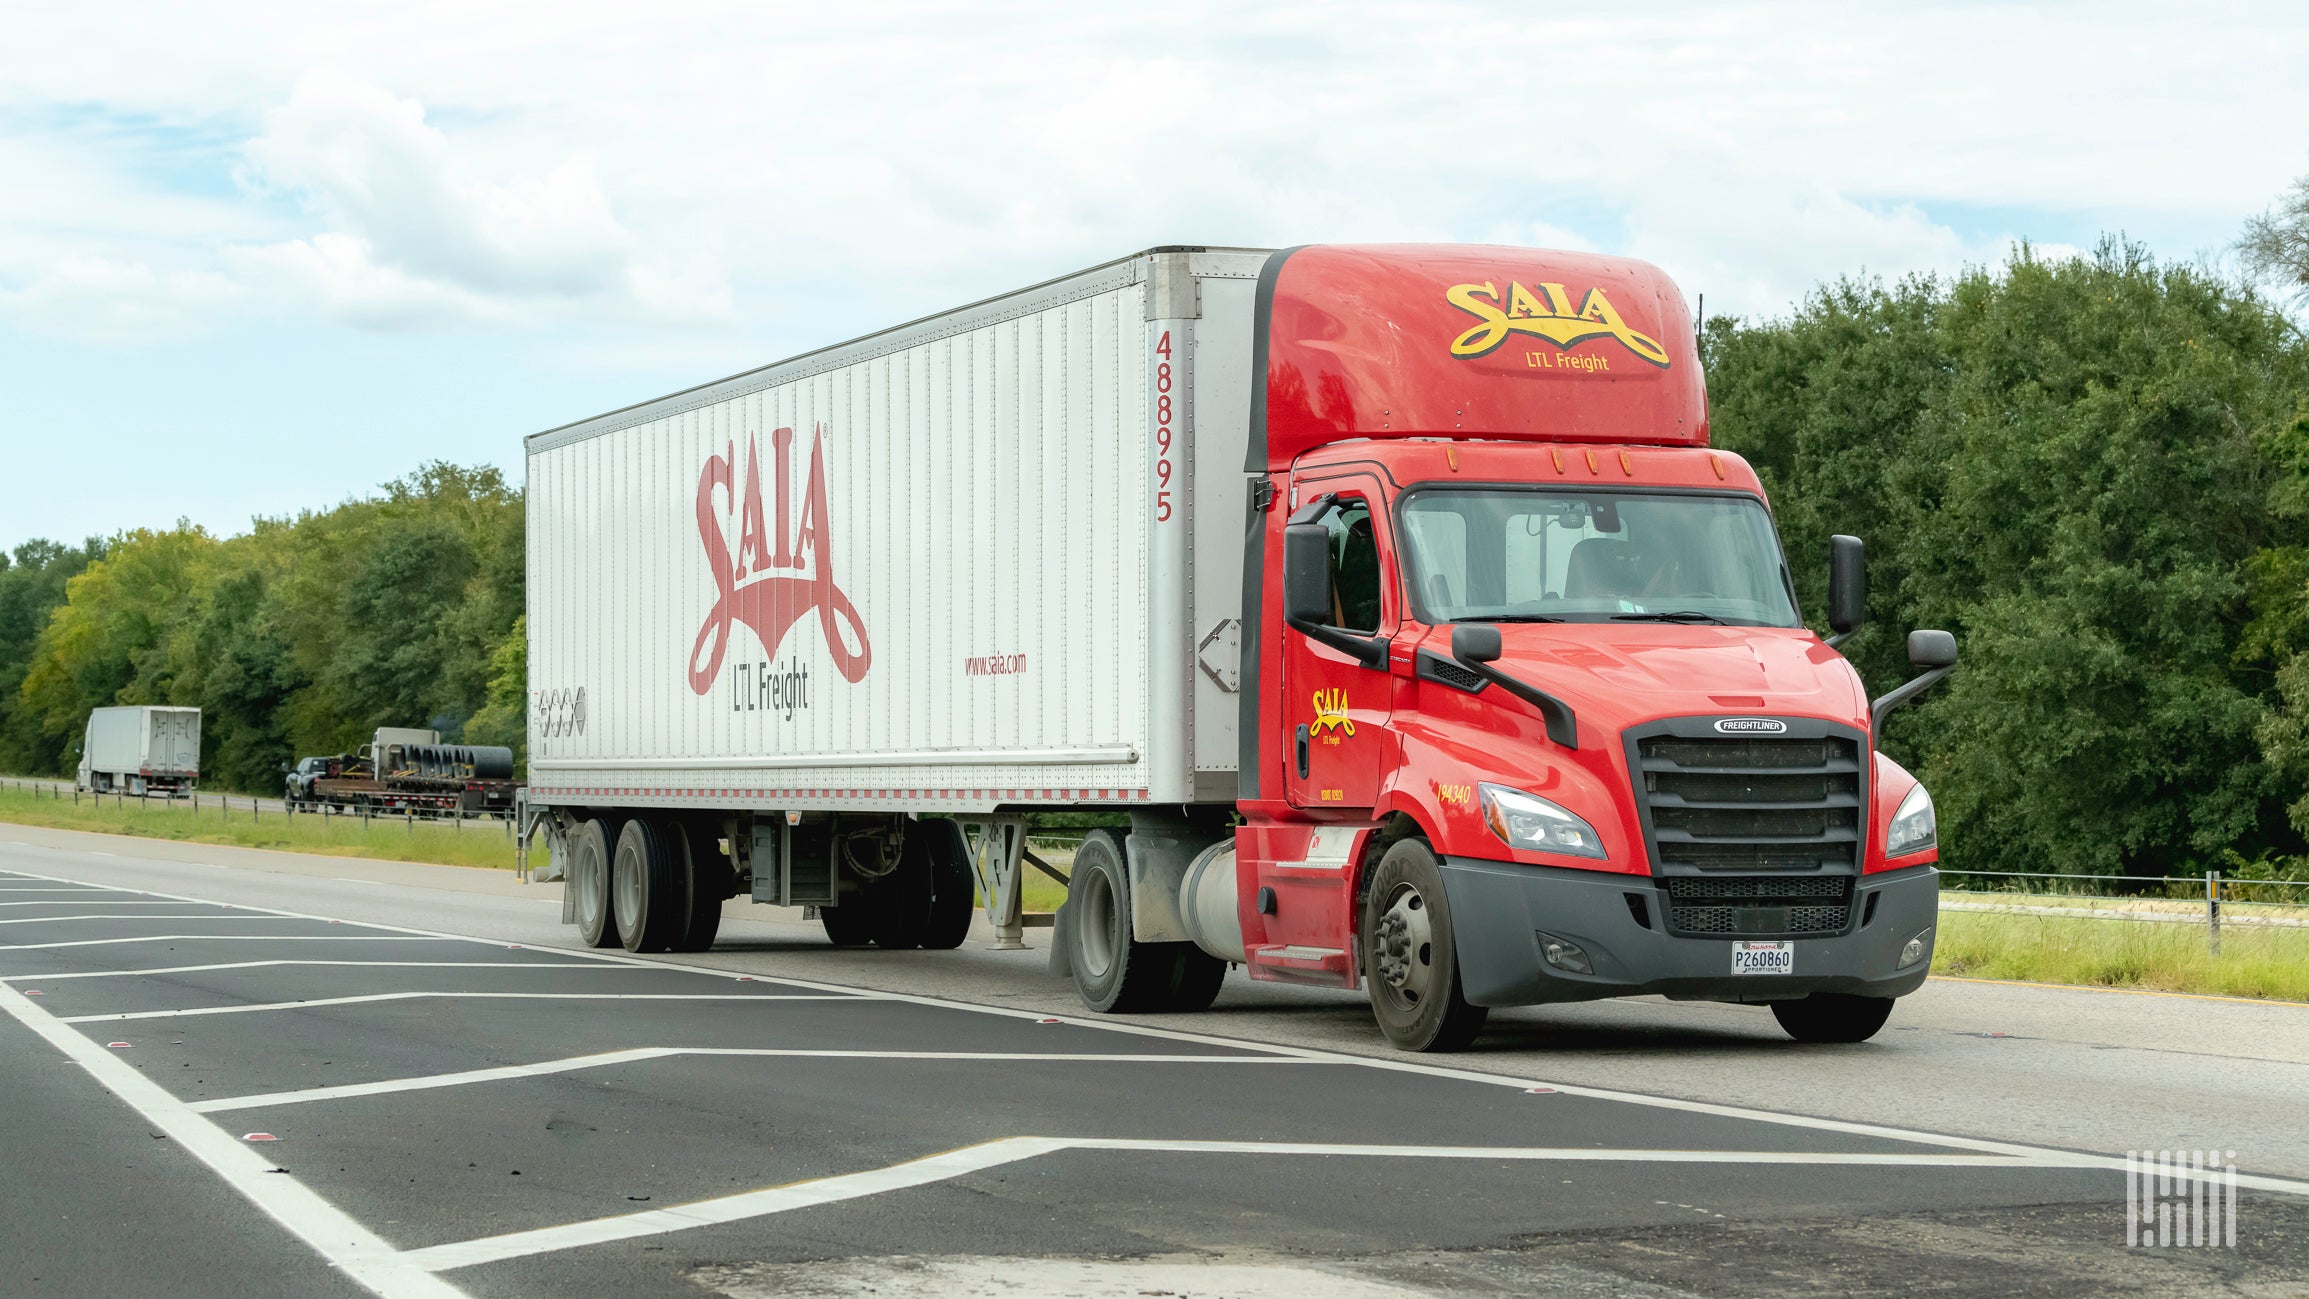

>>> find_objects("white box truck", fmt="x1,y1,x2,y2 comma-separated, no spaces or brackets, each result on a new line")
77,705,201,796
523,245,1956,1052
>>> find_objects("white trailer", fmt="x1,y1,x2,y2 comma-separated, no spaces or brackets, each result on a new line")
524,248,1264,951
78,705,201,796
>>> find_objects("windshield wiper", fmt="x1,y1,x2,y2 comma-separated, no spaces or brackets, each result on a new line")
1450,614,1563,623
1610,611,1728,624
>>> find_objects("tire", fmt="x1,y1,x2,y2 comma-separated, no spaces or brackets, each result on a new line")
861,829,931,950
1771,993,1895,1043
671,822,725,953
1360,838,1488,1052
1168,946,1228,1012
572,817,622,948
613,819,687,953
1065,830,1205,1013
820,901,876,947
919,821,975,951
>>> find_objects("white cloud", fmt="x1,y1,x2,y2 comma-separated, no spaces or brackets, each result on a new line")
0,253,240,344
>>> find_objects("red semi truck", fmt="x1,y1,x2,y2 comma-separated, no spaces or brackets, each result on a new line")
520,244,1953,1051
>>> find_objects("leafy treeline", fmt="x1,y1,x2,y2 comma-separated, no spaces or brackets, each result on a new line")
1709,239,2309,880
0,464,527,792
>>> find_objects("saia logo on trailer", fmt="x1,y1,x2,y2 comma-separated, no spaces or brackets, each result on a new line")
690,424,871,695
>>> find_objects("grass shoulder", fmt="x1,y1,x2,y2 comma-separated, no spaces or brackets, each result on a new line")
0,784,522,872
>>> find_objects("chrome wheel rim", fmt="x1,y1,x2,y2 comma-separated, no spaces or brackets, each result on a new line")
1078,861,1119,980
1373,881,1435,1006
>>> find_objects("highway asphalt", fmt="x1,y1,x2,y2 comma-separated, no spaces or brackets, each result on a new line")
2,823,2306,1298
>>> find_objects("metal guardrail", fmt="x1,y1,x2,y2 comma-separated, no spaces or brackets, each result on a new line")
1,777,516,837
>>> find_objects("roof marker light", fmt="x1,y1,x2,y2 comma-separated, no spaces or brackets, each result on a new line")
1584,450,1598,474
1550,448,1564,474
1710,453,1726,480
1619,451,1634,476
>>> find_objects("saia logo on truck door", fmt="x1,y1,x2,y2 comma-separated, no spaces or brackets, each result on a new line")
1443,281,1671,367
689,424,872,695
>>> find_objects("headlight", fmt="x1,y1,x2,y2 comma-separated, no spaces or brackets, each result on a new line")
1886,783,1937,858
1478,783,1606,859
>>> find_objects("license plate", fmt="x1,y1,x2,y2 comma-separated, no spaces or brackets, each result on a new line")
1731,941,1795,975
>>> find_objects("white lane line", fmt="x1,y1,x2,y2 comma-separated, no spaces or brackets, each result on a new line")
396,1136,2094,1273
13,860,2309,1198
0,913,308,925
0,983,467,1298
0,935,450,951
64,991,861,1023
0,899,235,907
193,1049,1314,1112
0,960,634,982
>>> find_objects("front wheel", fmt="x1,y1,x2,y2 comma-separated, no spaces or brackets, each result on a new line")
1771,993,1895,1043
1359,839,1487,1053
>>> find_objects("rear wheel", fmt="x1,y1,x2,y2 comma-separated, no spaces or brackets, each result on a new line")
919,821,975,951
613,819,686,953
819,901,876,946
868,832,932,950
671,823,725,953
572,817,622,948
1064,830,1215,1013
1360,838,1487,1052
1771,993,1894,1043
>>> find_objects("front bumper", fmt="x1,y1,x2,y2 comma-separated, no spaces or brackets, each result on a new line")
1439,857,1938,1007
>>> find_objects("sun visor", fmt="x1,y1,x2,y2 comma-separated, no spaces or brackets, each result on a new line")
1251,244,1708,470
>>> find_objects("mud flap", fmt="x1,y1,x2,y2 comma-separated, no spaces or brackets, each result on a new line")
1048,900,1074,980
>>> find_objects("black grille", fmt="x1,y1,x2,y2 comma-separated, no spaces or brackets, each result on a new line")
1639,733,1863,874
1659,875,1856,936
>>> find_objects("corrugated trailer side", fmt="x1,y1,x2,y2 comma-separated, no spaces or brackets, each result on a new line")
524,248,1264,817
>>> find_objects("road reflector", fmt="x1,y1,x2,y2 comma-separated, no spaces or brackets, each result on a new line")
243,1133,279,1141
107,1041,130,1048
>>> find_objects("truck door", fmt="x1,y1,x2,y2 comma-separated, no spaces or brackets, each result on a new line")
1283,475,1397,810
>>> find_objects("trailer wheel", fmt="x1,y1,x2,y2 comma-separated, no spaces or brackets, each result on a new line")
1360,838,1487,1052
614,819,688,952
1064,830,1197,1013
869,832,933,950
819,902,876,946
671,823,724,953
572,818,622,948
919,820,974,951
1770,993,1894,1043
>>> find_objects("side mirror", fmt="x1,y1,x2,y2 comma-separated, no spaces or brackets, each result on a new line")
1872,629,1959,735
1451,623,1502,664
1908,629,1957,670
1827,535,1865,642
1283,523,1332,626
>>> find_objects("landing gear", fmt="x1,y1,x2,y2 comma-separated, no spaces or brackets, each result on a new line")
1771,993,1894,1043
1062,830,1227,1013
1359,838,1486,1052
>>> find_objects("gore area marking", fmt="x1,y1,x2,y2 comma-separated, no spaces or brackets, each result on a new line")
15,860,2309,1199
399,1137,2097,1273
63,992,860,1023
0,984,467,1299
192,1050,1312,1112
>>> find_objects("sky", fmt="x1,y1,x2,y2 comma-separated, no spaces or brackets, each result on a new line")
2,1,2305,554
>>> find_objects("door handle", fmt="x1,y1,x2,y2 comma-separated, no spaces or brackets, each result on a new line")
1295,724,1311,779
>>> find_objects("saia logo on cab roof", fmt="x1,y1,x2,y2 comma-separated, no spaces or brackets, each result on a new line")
689,424,872,695
1444,280,1671,368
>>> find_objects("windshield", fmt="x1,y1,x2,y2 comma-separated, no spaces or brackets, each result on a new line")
1396,489,1801,627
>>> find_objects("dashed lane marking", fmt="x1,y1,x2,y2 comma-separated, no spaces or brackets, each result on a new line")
0,960,644,981
0,935,450,951
63,991,861,1022
0,913,309,925
192,1049,1313,1112
395,1136,2122,1274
